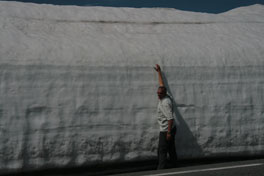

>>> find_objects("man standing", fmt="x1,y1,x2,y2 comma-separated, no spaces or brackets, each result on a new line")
154,64,177,169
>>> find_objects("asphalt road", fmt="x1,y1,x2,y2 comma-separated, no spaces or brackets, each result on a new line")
114,159,264,176
3,158,264,176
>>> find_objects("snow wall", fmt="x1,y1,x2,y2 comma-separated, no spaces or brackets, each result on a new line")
0,1,264,173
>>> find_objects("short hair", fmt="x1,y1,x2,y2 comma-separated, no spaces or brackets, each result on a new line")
158,86,167,93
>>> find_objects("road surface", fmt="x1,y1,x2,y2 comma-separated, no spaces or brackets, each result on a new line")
114,159,264,176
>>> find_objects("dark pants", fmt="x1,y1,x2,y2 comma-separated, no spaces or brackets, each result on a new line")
157,128,177,169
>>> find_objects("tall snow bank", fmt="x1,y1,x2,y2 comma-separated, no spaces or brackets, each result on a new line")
0,1,264,173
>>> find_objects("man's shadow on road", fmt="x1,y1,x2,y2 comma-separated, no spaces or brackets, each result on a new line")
163,73,204,159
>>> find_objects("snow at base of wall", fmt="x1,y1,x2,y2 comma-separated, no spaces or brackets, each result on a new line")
0,1,264,173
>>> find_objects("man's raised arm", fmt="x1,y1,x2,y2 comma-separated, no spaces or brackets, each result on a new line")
154,64,165,87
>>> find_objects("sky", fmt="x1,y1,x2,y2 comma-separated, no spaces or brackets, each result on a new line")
2,0,264,13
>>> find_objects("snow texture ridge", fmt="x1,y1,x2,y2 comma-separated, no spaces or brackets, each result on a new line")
0,1,264,173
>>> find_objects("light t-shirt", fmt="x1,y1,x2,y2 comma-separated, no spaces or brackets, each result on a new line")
157,96,174,132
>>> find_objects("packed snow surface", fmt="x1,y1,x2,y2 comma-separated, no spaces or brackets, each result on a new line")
0,1,264,173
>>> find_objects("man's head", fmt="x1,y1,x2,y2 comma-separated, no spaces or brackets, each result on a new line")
157,86,167,99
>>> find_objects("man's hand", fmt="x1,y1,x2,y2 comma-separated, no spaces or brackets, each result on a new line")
154,64,161,72
166,132,172,141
